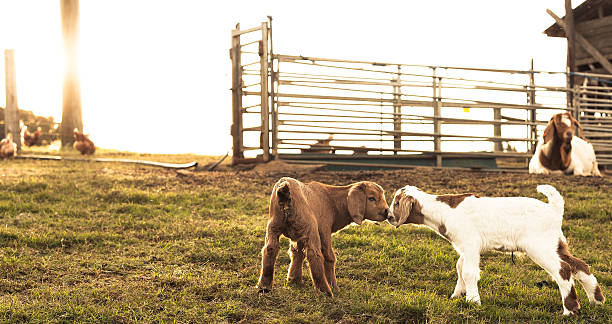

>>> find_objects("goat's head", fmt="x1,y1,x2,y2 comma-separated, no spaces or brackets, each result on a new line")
543,112,583,145
388,186,424,228
347,181,390,224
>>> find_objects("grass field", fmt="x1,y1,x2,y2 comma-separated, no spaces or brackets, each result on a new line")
0,151,610,323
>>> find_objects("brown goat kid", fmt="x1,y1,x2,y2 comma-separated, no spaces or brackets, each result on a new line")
73,131,95,155
257,177,391,297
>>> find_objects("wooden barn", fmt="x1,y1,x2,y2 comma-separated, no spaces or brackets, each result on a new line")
545,0,612,167
545,0,612,78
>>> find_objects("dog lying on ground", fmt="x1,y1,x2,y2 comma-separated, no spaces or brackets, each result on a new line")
388,184,604,315
257,177,391,297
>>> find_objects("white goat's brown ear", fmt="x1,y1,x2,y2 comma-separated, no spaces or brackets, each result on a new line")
347,183,366,225
542,118,556,144
570,115,585,139
395,196,414,228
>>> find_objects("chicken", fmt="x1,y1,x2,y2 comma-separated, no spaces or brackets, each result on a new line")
0,133,17,158
23,127,42,146
73,130,95,155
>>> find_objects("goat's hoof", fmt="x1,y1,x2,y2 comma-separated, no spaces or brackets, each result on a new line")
563,309,579,316
315,288,333,298
287,278,304,286
257,285,271,293
450,292,465,299
466,297,481,306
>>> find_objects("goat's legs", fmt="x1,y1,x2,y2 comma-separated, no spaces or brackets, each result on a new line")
574,271,605,305
256,221,281,292
451,255,466,299
287,240,305,284
525,246,580,315
305,231,333,297
320,233,338,290
557,241,605,305
460,252,481,305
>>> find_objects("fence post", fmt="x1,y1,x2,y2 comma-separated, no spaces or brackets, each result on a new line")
573,84,581,123
528,59,536,154
392,66,402,154
260,22,270,162
493,107,502,152
432,68,442,167
4,49,21,152
268,16,278,158
231,23,244,163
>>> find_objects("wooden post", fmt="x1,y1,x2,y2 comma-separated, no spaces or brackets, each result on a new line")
392,66,402,154
260,21,270,162
60,0,83,148
4,50,21,152
528,59,537,153
493,107,502,152
572,84,581,121
231,23,244,163
268,16,278,158
432,68,442,167
565,0,576,107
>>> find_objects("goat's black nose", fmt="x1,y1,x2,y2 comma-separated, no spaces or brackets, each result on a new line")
566,131,573,138
383,208,390,218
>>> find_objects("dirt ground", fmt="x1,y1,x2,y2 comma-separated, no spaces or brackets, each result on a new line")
181,160,611,198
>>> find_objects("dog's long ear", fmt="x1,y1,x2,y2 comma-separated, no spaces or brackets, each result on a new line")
394,196,415,228
347,183,366,225
569,114,585,139
542,117,556,144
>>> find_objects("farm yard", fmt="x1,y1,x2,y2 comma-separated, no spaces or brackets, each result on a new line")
0,153,610,323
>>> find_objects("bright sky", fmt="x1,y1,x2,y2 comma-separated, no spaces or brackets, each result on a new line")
0,0,581,155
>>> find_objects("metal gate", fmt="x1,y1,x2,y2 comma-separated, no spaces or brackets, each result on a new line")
231,20,612,169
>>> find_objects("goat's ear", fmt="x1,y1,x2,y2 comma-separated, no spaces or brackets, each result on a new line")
347,183,366,225
542,118,556,143
394,196,414,228
570,115,585,139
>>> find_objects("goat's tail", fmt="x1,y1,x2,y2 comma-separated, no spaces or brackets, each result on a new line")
276,180,291,202
537,184,564,215
274,178,293,219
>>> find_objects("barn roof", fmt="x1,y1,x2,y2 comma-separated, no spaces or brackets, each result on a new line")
545,0,612,37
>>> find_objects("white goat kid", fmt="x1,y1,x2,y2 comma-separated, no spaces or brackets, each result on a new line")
388,185,605,316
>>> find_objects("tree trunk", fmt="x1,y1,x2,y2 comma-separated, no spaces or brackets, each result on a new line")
4,49,21,152
60,0,83,147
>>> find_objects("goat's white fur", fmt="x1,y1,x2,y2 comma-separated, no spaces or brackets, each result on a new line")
389,185,604,315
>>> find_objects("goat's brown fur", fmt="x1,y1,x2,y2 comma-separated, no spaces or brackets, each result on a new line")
436,193,478,209
391,190,425,227
256,177,390,296
540,112,583,171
